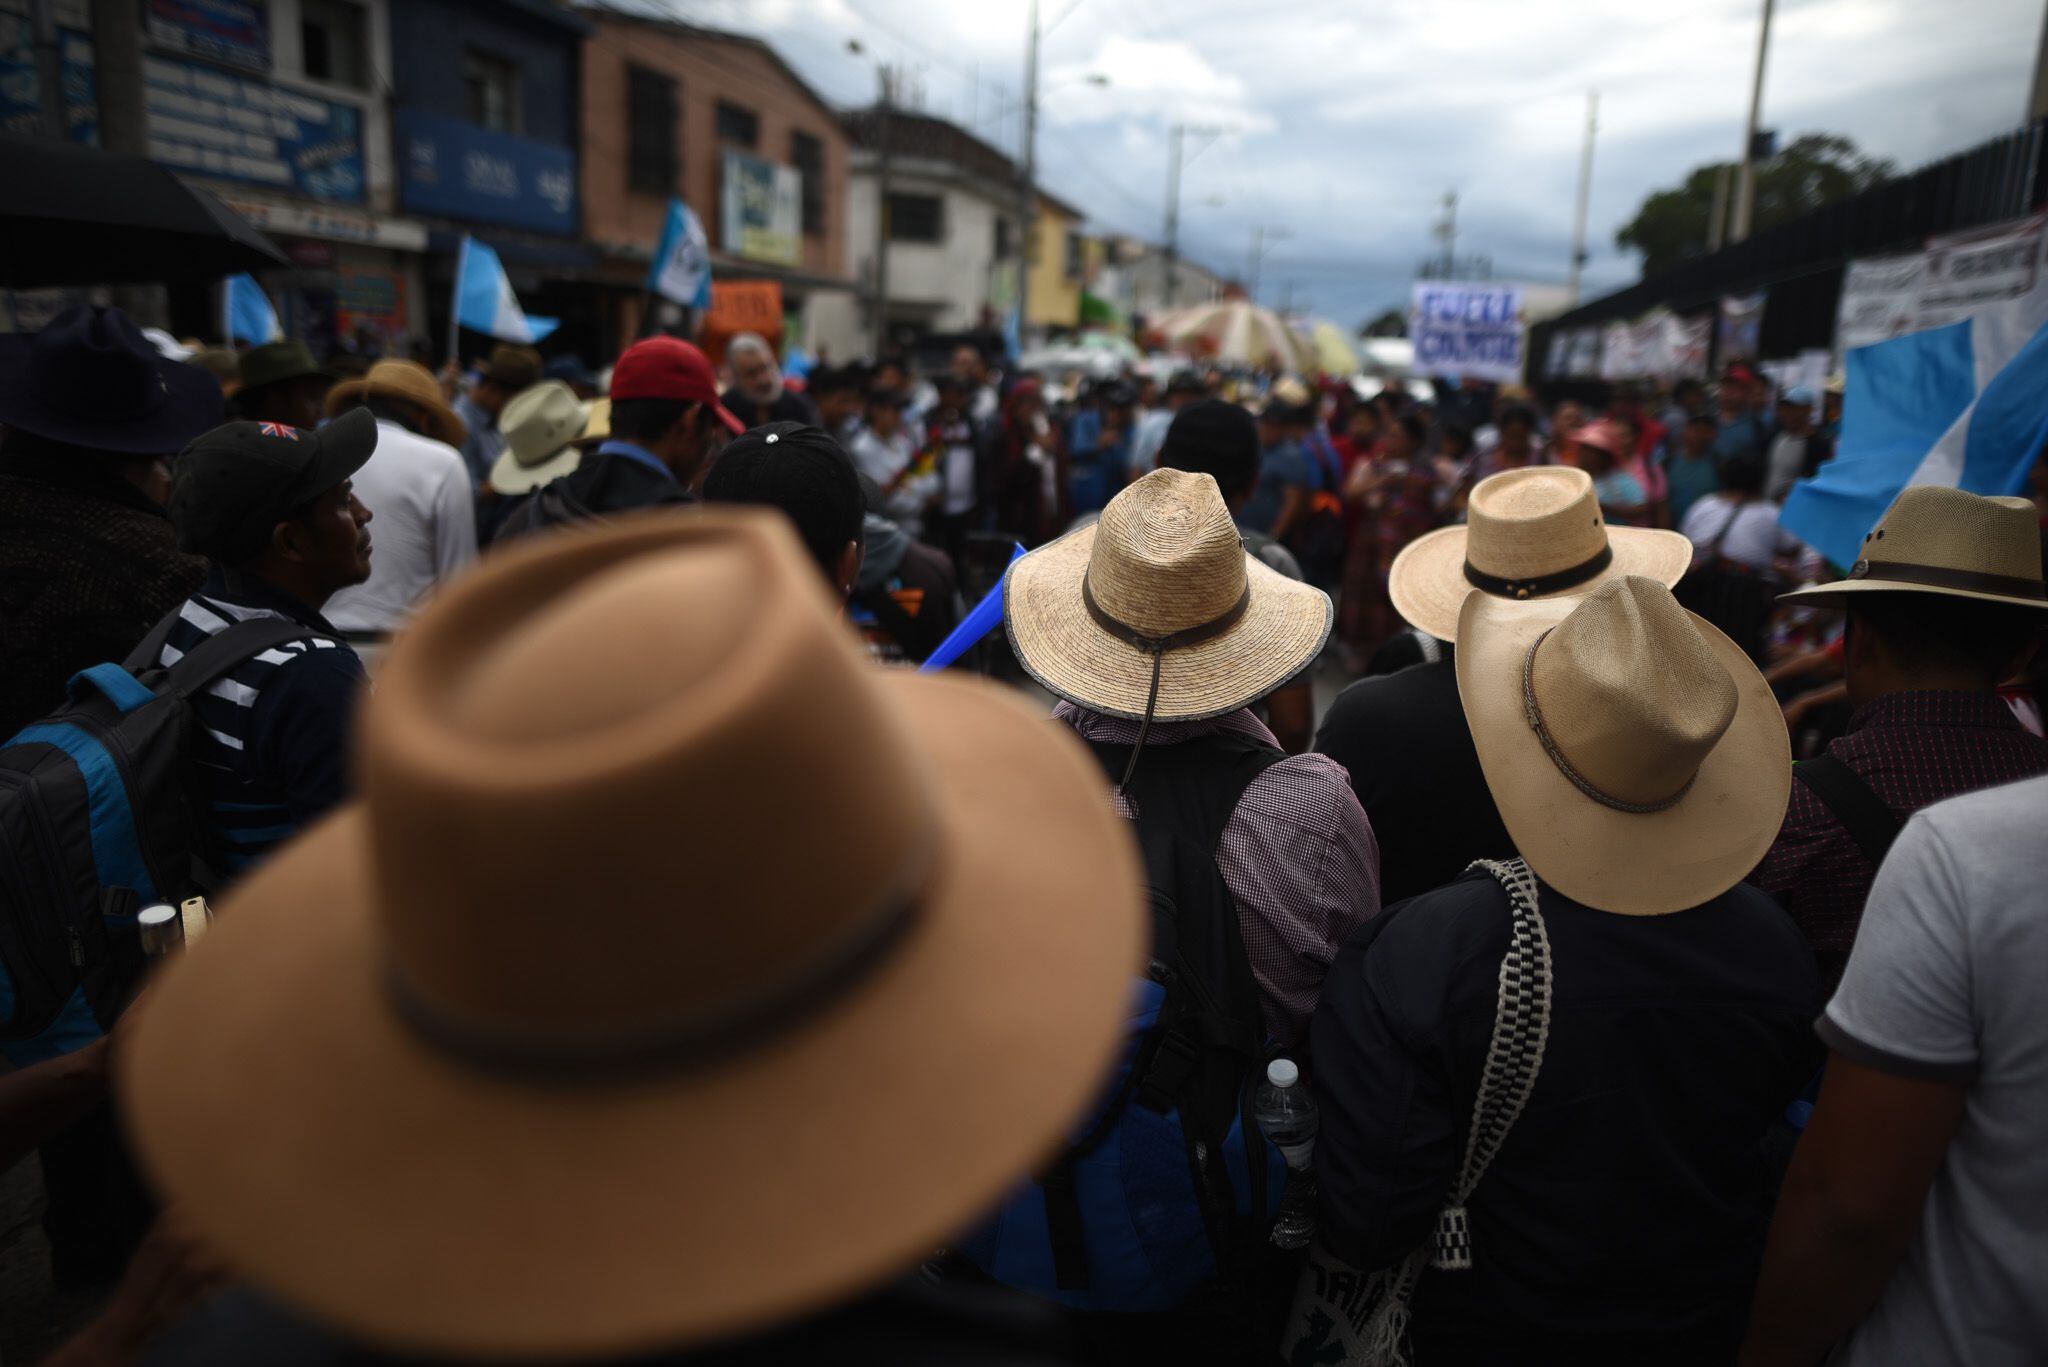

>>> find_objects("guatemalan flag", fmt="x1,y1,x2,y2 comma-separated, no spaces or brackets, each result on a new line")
453,236,558,344
224,274,282,346
647,198,712,310
1782,282,2048,570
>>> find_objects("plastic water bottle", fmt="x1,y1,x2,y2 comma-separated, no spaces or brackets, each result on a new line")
1255,1057,1319,1249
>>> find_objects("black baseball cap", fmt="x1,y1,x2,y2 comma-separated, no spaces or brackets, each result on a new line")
701,422,867,572
170,406,377,561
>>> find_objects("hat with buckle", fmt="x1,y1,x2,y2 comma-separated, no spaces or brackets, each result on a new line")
489,380,586,494
1778,485,2047,613
1457,575,1791,916
0,304,223,455
118,508,1144,1360
1388,466,1692,642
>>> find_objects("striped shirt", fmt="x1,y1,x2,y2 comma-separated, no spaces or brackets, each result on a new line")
158,568,367,878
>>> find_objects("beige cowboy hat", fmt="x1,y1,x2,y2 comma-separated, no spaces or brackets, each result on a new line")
1779,486,2047,612
1006,467,1333,723
576,395,612,448
489,379,586,494
1390,465,1693,642
118,510,1145,1360
1457,575,1791,916
325,358,468,450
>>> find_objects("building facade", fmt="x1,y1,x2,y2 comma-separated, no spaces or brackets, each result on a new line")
579,12,854,362
1026,194,1085,333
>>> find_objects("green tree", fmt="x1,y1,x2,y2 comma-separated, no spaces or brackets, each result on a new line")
1616,133,1896,276
1360,308,1407,338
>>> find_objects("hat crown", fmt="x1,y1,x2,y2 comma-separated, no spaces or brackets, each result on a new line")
359,359,442,408
1465,466,1611,581
363,512,942,1045
501,380,584,466
1086,468,1247,637
1529,577,1738,808
29,304,168,423
1859,486,2043,585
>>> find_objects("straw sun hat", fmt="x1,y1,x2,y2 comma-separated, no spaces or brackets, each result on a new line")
1006,467,1333,725
1390,465,1692,642
1457,575,1791,916
1779,485,2047,613
489,378,586,494
325,358,468,450
119,509,1145,1360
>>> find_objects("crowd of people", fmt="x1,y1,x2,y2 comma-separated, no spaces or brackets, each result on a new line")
0,298,2043,1367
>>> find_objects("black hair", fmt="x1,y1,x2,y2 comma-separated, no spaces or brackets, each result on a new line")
1158,400,1259,500
1441,424,1475,457
1674,377,1707,402
1848,593,2042,683
608,397,702,444
1685,410,1718,428
1498,404,1538,431
1719,452,1766,496
701,436,865,580
811,366,861,398
1398,414,1429,446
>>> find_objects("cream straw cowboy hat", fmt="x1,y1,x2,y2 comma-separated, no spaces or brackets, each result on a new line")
1391,465,1692,642
1006,467,1332,726
119,509,1145,1360
489,378,586,494
1779,485,2048,613
324,358,468,450
1457,575,1791,916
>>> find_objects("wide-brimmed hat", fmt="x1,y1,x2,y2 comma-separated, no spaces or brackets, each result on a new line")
326,358,467,449
1390,466,1692,642
118,509,1145,1360
1457,576,1791,916
1007,467,1332,724
484,342,543,392
0,304,222,455
575,395,611,448
1779,486,2047,613
489,379,585,494
237,340,331,394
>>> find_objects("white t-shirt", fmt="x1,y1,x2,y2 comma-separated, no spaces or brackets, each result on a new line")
1765,431,1809,502
849,427,935,536
1679,494,1801,573
325,419,477,635
1821,774,2048,1367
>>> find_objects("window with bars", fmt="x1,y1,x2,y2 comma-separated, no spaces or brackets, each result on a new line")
463,51,519,134
716,101,759,149
627,66,679,195
790,130,824,236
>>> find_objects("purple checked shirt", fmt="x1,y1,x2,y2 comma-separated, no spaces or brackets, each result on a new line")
1055,702,1382,1045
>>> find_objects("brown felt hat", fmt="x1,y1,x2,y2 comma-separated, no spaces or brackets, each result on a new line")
1390,465,1693,642
1005,467,1332,721
1778,486,2047,612
118,509,1145,1360
1457,576,1791,916
324,359,467,450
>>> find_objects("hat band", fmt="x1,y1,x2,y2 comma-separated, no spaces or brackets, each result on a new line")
1466,544,1613,602
1522,629,1695,815
1081,571,1251,790
383,856,928,1084
1848,558,2046,601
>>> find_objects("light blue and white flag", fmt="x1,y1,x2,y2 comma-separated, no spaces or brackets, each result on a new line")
453,235,558,344
647,198,712,309
224,274,282,346
1782,282,2048,570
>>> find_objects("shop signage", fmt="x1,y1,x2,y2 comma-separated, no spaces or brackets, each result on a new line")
396,108,577,236
146,0,268,74
143,53,363,202
720,151,801,268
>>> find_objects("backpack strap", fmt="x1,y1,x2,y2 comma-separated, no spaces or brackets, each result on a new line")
1793,754,1903,868
157,618,331,700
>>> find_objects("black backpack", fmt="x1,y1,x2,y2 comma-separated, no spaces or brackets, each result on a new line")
0,614,315,1061
956,732,1287,1311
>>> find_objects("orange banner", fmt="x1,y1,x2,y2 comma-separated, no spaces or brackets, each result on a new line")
701,280,783,365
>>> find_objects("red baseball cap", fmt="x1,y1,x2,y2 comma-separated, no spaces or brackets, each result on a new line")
609,338,744,435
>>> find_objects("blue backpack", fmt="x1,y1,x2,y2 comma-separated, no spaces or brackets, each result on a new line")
0,614,315,1065
956,733,1287,1311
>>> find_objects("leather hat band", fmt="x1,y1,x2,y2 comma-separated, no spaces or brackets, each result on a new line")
1466,544,1613,602
1849,558,2046,601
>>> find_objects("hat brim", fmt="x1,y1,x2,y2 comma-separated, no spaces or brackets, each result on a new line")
117,672,1144,1360
712,400,746,436
0,341,223,455
488,443,582,495
327,379,469,451
1455,590,1790,916
295,405,380,501
1778,578,2048,613
1005,522,1333,722
1390,523,1694,643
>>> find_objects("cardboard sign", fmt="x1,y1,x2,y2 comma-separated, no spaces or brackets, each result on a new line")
702,279,783,365
1410,283,1524,382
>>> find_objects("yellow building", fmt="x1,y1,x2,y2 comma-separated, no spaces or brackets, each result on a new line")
1025,190,1086,333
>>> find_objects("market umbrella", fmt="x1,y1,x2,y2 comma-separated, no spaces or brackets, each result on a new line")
1294,319,1361,378
0,137,290,289
1077,327,1141,364
1155,299,1312,371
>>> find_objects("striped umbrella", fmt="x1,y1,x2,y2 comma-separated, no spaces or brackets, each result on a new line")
1154,300,1313,371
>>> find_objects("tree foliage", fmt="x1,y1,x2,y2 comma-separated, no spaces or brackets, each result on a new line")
1359,308,1407,338
1616,133,1897,277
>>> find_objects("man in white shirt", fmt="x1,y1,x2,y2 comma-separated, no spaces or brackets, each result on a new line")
1763,386,1820,502
1678,452,1803,574
1743,773,2048,1367
849,389,936,538
321,360,477,638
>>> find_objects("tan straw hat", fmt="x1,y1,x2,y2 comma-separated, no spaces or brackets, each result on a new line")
1390,465,1692,642
1457,575,1790,916
1779,485,2047,612
489,378,585,493
1006,467,1332,724
576,394,612,448
119,509,1145,1359
325,358,468,450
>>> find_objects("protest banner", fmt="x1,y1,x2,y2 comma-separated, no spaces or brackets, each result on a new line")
1410,283,1524,382
1598,320,1638,381
1564,327,1602,379
1917,213,2047,330
701,279,784,364
1718,292,1765,364
1835,253,1930,354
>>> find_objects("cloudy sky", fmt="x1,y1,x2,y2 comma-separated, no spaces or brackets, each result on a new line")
626,0,2042,326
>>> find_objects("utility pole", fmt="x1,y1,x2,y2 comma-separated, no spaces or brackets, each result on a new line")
1707,163,1733,252
1566,90,1597,304
1431,190,1459,279
2031,0,2048,122
1731,0,1775,243
870,65,894,357
1247,225,1289,302
1014,0,1041,351
1163,123,1228,311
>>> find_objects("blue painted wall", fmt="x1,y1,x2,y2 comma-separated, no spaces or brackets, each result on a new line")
388,0,581,149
